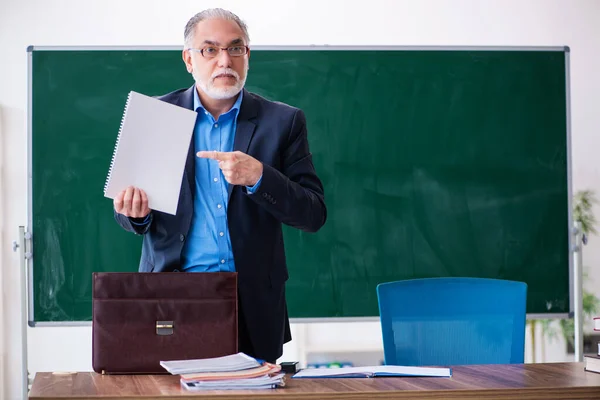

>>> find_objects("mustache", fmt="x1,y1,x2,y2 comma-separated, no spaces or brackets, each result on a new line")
211,68,240,81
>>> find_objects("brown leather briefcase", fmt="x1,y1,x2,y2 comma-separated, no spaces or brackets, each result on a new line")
92,272,238,374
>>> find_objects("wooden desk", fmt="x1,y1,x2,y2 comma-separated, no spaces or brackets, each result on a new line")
30,362,600,400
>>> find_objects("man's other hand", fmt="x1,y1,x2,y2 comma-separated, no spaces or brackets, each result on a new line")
114,186,151,218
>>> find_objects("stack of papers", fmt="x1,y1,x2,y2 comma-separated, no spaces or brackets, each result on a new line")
160,352,260,374
160,352,285,390
182,374,285,391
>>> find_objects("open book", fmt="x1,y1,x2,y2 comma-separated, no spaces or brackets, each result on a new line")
292,365,452,379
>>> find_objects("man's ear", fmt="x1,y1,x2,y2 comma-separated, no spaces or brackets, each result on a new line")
182,49,193,73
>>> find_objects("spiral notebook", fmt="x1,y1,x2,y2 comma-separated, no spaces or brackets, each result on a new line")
103,91,197,215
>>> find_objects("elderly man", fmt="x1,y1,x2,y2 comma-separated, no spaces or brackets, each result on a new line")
113,8,327,363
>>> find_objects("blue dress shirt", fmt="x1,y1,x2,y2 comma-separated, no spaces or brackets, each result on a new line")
181,89,261,272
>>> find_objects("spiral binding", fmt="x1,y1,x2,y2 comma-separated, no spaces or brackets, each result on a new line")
104,91,132,195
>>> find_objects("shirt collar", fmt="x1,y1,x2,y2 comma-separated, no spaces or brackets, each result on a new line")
193,86,244,119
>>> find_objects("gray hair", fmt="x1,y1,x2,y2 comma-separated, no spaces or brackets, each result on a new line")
184,8,250,48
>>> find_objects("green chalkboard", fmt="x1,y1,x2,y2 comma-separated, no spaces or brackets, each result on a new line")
29,47,571,323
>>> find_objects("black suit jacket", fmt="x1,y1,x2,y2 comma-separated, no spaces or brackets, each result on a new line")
115,85,327,361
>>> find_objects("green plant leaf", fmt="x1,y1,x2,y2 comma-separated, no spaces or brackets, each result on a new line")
551,190,600,349
573,190,598,235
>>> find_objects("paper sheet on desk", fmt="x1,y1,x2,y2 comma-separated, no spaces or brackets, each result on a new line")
292,365,452,378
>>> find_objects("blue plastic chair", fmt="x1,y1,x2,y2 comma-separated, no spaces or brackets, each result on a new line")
376,277,527,366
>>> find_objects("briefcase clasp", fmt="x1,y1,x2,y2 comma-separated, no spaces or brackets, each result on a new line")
156,321,174,335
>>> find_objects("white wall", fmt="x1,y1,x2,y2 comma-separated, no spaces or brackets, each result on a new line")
2,0,600,398
0,82,6,396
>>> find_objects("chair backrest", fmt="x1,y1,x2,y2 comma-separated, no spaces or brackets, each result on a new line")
376,277,527,366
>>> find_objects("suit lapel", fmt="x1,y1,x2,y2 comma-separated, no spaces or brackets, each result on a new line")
229,89,258,200
177,85,197,197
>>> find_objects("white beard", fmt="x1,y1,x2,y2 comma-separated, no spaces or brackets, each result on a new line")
194,67,247,100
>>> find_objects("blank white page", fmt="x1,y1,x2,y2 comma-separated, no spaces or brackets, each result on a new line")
104,91,197,215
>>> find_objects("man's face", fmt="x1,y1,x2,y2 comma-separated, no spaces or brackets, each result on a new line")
183,18,250,100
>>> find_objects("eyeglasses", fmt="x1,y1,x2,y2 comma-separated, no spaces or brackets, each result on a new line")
187,45,249,58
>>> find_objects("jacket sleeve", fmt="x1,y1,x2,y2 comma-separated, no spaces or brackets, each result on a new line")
247,109,327,233
114,210,154,235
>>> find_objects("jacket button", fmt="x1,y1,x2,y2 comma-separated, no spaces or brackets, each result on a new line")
262,193,268,199
180,234,185,242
